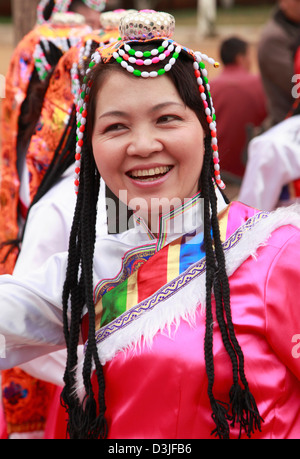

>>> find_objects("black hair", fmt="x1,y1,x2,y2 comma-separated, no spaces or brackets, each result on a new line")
61,42,262,439
220,36,248,66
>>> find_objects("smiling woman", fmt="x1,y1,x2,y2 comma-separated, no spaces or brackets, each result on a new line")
0,9,300,441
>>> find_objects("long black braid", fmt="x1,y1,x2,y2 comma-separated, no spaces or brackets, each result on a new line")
60,45,262,439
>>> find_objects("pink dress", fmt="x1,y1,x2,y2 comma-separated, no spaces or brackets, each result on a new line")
81,202,300,439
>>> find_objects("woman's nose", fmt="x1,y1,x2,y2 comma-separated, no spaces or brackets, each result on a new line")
126,128,163,157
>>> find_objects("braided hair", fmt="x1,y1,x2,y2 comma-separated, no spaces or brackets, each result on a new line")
61,44,262,439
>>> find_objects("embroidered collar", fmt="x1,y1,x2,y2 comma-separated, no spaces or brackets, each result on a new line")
132,188,228,252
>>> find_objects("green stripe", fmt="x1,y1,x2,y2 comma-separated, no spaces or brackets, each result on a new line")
101,279,128,327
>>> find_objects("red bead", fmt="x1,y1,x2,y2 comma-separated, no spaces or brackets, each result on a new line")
206,115,213,124
75,167,80,174
199,85,205,93
79,125,85,133
213,157,219,164
214,170,219,176
74,179,79,187
81,109,87,117
211,130,217,137
194,69,201,78
212,144,218,151
78,139,83,147
75,153,81,161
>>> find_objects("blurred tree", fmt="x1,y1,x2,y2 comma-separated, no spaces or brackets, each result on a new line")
197,0,217,37
12,0,39,46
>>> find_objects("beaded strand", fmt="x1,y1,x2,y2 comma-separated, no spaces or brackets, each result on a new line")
113,39,181,78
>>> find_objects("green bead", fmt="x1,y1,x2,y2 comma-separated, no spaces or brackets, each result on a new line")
199,62,205,69
143,51,151,57
83,76,88,83
80,91,85,99
133,69,141,77
116,57,123,63
158,69,166,76
89,61,95,68
158,46,165,53
204,77,209,84
213,114,216,121
41,71,48,80
173,52,179,59
128,49,136,56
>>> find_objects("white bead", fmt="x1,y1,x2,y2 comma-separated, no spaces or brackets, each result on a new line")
127,65,134,73
81,118,86,125
144,59,152,66
197,77,203,85
141,71,150,78
135,51,143,58
151,49,159,56
159,53,166,61
205,108,211,115
119,49,125,56
164,63,172,72
162,40,169,48
212,138,218,146
76,146,81,154
193,61,199,70
175,46,181,53
121,61,128,68
169,58,176,66
213,151,218,158
129,57,136,64
77,132,83,139
202,69,208,77
201,93,207,100
209,122,215,130
214,164,220,171
124,44,130,51
150,71,158,78
113,52,119,59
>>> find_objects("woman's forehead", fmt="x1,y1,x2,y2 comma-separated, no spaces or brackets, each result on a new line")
96,69,181,106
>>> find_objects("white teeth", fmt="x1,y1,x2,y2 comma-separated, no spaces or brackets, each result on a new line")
130,166,171,178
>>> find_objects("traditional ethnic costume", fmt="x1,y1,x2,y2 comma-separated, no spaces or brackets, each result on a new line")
0,1,118,439
0,10,300,439
0,191,300,438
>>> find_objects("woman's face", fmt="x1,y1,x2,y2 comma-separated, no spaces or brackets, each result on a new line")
92,69,205,228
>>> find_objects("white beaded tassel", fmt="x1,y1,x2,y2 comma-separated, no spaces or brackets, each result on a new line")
74,50,102,193
194,52,225,190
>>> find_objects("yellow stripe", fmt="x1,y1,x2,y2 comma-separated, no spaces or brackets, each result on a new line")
167,239,181,283
95,298,104,331
218,204,231,243
126,270,138,310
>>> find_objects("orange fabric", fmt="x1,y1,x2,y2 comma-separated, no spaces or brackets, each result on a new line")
0,23,90,437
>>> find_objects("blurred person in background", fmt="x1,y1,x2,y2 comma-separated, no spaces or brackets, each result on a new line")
258,0,300,126
210,36,267,182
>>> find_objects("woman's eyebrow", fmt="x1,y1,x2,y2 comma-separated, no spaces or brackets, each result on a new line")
98,110,128,120
98,102,184,120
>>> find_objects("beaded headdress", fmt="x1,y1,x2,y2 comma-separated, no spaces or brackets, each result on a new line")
74,10,225,193
37,0,106,24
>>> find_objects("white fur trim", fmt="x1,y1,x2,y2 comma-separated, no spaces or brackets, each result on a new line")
74,204,300,397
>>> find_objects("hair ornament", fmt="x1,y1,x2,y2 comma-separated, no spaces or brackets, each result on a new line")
37,0,72,24
74,9,225,193
100,9,137,31
82,0,106,12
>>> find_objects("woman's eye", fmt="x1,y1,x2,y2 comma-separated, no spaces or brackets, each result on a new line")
157,115,181,124
104,123,127,133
